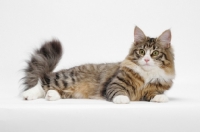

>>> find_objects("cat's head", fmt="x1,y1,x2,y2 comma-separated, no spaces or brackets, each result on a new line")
127,26,174,72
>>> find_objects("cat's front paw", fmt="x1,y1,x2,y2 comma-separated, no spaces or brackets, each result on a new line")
45,90,61,101
113,95,130,104
150,94,169,103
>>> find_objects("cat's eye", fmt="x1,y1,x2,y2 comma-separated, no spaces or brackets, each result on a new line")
152,50,159,56
139,49,145,55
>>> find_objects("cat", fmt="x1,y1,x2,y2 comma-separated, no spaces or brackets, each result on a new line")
21,26,175,104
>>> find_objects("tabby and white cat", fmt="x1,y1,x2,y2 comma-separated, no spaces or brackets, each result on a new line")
22,26,175,104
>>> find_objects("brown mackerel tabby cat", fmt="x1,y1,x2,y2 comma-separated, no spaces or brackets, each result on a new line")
22,26,175,104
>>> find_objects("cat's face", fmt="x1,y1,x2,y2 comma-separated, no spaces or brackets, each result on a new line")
133,37,170,71
127,26,174,72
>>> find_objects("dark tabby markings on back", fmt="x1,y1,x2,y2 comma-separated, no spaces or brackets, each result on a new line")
54,79,59,87
62,71,68,79
56,73,60,80
70,71,76,83
62,80,68,88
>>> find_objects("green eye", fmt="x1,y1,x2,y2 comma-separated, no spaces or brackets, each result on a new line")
152,50,159,56
139,49,145,55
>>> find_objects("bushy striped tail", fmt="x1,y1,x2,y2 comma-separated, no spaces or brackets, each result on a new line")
22,39,63,91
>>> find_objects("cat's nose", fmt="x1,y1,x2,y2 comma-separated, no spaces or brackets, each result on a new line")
144,59,150,63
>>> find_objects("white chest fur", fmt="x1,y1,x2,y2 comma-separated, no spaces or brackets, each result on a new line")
132,65,174,86
122,61,174,85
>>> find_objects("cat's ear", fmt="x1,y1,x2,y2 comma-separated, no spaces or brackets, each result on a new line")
157,29,171,48
134,26,146,43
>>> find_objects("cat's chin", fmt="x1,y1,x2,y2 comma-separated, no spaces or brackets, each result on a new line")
141,65,154,71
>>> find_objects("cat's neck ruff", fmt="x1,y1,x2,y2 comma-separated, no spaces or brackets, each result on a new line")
132,64,174,86
121,59,174,86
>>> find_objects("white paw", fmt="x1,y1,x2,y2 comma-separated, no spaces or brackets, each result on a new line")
22,81,45,100
113,95,130,104
150,94,169,103
45,90,61,101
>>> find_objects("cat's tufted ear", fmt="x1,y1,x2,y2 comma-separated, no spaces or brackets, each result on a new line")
157,29,171,48
134,26,146,44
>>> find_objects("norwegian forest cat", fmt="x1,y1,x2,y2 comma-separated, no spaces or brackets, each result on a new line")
22,26,175,104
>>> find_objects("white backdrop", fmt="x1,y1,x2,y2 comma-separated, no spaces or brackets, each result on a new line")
0,0,200,97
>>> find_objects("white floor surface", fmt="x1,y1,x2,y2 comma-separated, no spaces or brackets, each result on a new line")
0,83,200,132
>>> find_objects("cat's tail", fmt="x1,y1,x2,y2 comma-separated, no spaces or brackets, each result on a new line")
22,39,63,91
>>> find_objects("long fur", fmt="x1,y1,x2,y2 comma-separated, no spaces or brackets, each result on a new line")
21,27,175,103
22,39,62,91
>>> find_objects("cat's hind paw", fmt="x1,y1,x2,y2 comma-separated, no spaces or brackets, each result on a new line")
22,81,45,100
113,95,130,104
23,90,40,100
45,90,61,101
150,94,169,103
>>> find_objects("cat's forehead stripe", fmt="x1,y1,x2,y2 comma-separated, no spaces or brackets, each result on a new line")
147,37,156,43
142,37,159,50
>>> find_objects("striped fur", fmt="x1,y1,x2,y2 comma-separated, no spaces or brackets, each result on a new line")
21,26,175,103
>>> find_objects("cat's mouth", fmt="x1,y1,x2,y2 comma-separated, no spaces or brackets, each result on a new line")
142,64,152,66
141,64,154,71
138,63,152,67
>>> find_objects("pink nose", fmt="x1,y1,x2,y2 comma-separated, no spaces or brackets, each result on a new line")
144,59,150,63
